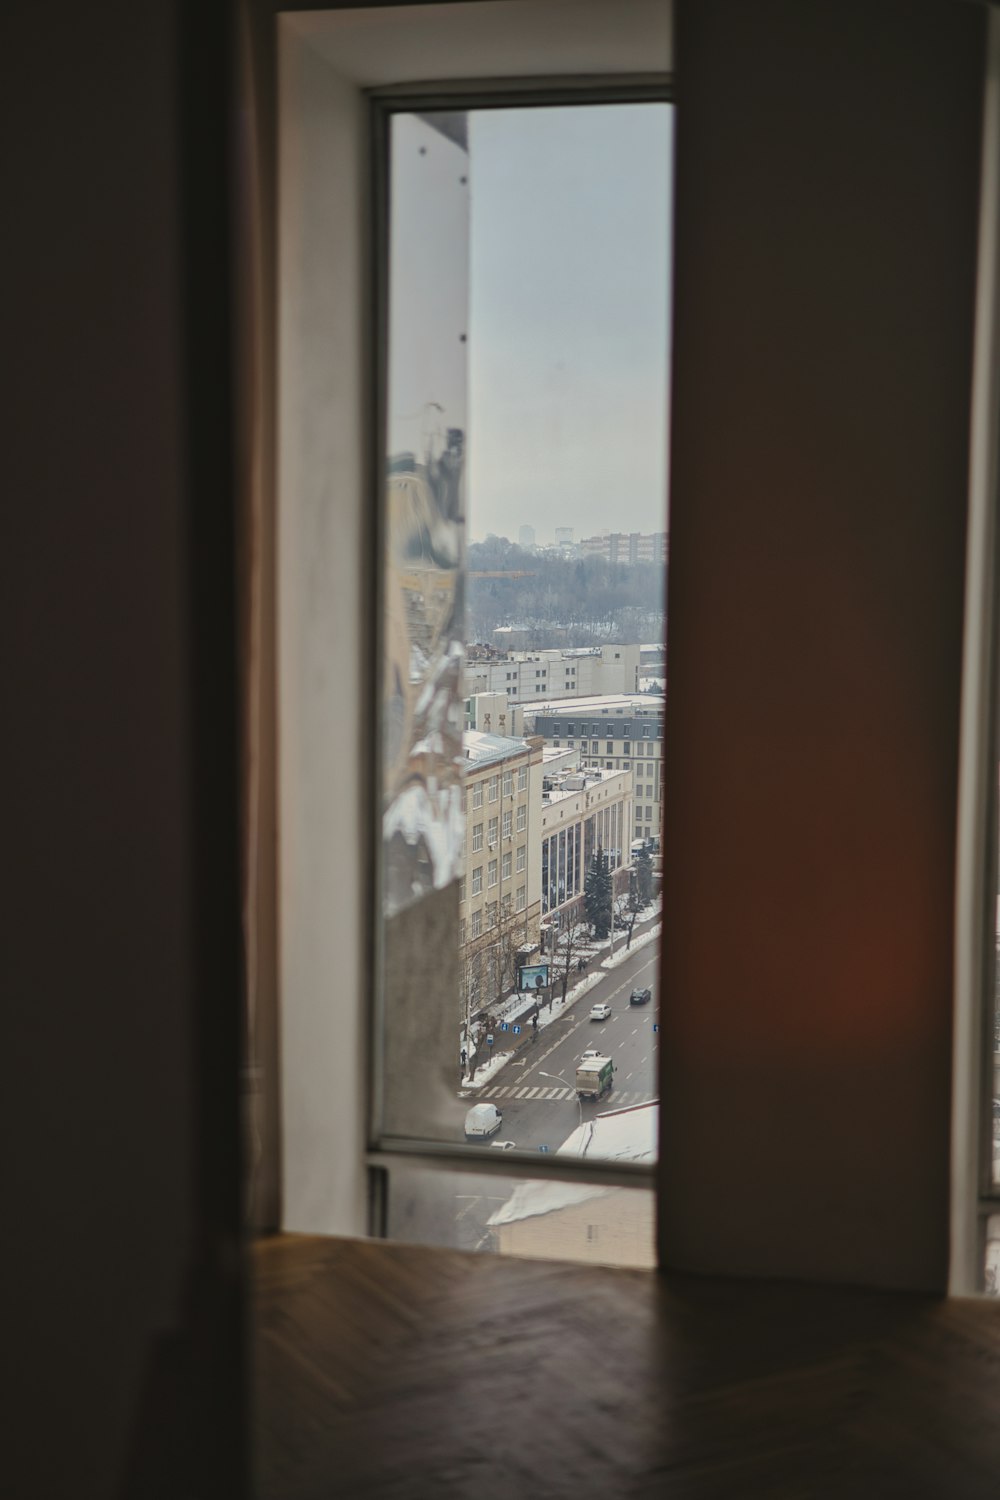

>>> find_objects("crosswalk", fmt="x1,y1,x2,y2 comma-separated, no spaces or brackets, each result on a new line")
480,1083,652,1106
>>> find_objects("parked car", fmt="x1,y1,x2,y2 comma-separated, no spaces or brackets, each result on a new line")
590,1001,612,1021
464,1102,503,1139
629,987,652,1005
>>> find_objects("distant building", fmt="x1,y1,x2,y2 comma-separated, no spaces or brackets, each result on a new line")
580,530,668,566
518,524,536,550
463,643,641,702
528,693,664,844
554,526,575,549
463,691,524,738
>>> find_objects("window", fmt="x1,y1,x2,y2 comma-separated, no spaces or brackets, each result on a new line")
459,877,466,904
501,893,512,919
472,822,483,852
518,766,528,791
516,844,526,872
516,805,527,832
488,816,499,845
489,775,499,802
502,850,512,880
471,866,483,896
488,858,498,888
606,741,614,754
591,740,599,754
502,810,512,839
503,770,513,796
485,901,498,930
515,885,526,912
472,783,483,809
470,910,482,940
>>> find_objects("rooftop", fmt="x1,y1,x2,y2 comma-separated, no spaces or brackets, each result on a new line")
462,729,530,768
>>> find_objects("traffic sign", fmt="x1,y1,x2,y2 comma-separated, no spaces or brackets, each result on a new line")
512,1024,521,1035
538,1144,549,1153
486,1034,494,1046
500,1021,509,1032
652,1023,659,1033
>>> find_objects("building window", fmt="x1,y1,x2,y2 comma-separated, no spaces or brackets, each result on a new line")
459,878,466,904
502,850,512,880
502,809,512,839
516,804,527,833
503,770,513,796
487,859,498,887
472,783,483,808
591,740,599,753
470,910,482,940
489,775,499,801
471,866,483,896
485,901,498,929
606,741,614,754
515,885,526,912
472,822,483,852
623,760,630,770
518,765,528,791
516,844,526,872
488,816,499,845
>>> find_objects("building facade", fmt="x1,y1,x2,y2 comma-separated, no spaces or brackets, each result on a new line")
459,731,543,1021
530,694,664,844
579,530,668,566
539,761,633,931
463,643,641,703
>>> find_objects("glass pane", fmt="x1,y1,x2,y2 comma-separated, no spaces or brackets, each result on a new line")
379,103,671,1176
386,1162,656,1269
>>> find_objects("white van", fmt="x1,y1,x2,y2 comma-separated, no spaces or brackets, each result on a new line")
464,1102,503,1139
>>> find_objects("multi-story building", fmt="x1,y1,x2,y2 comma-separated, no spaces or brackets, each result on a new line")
459,731,543,1020
579,530,668,566
529,694,664,844
463,643,640,703
463,691,525,738
517,524,536,551
538,759,633,932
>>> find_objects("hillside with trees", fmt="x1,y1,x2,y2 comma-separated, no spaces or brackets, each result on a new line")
467,536,665,647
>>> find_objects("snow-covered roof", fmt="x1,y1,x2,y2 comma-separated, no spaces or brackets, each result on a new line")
486,1102,658,1228
528,693,665,716
463,729,529,766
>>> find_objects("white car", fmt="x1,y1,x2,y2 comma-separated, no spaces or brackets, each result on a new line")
580,1048,602,1061
589,1002,612,1021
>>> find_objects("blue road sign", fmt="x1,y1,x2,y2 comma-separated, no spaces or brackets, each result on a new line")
500,1021,509,1032
512,1024,521,1035
538,1144,550,1153
652,1022,659,1033
486,1034,494,1046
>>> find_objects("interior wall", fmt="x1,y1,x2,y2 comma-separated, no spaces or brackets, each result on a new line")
660,0,986,1291
4,1,245,1494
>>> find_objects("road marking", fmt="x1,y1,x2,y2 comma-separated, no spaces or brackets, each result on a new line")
625,1072,633,1081
640,1056,647,1065
523,1087,541,1099
632,1028,638,1035
514,1087,531,1098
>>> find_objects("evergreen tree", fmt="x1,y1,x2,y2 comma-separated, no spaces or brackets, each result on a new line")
635,847,653,906
584,849,613,939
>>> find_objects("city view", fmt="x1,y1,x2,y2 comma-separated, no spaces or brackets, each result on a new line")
381,102,671,1262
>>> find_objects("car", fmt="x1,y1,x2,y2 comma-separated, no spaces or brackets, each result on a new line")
629,987,652,1005
464,1102,503,1139
590,1002,612,1021
580,1047,603,1061
490,1139,517,1151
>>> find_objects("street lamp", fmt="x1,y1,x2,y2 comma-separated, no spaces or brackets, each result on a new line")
538,1070,583,1135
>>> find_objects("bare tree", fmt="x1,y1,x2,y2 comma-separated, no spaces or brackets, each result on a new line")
551,915,588,1004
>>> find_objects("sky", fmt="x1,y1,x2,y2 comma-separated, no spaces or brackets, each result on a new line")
467,103,673,546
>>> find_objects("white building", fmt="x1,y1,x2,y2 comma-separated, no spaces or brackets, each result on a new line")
539,759,633,931
463,643,641,703
463,691,524,738
529,693,664,844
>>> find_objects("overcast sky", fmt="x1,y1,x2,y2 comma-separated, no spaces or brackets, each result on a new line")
467,103,673,546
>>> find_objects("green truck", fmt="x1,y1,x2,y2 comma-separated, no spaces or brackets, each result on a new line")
575,1056,614,1101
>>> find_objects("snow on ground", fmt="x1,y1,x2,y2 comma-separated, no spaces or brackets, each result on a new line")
602,923,661,970
461,1048,512,1090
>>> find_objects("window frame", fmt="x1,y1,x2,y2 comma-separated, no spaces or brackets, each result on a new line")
367,71,674,1200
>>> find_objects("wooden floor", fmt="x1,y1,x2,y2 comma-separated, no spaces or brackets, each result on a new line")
253,1234,1000,1499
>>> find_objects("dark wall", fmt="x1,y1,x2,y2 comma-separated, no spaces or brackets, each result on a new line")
660,0,985,1290
3,3,244,1494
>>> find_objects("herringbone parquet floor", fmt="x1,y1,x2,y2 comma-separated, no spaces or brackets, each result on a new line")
253,1234,1000,1499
